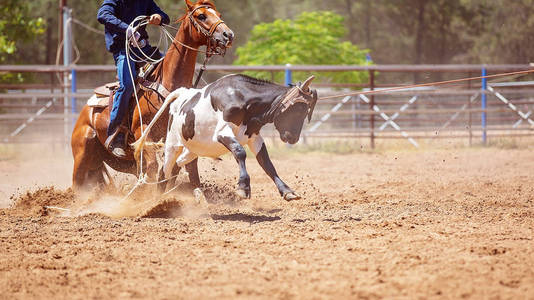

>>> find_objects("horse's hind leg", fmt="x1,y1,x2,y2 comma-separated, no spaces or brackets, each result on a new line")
87,167,106,187
71,127,96,189
71,124,103,190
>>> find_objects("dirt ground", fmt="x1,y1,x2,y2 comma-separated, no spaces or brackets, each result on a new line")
0,145,533,299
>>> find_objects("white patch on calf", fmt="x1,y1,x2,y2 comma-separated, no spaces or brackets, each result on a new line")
163,84,257,178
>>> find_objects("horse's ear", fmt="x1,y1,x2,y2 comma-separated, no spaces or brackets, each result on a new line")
185,0,194,10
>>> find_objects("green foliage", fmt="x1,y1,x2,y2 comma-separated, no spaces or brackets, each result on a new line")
0,0,45,62
234,11,370,84
0,0,45,83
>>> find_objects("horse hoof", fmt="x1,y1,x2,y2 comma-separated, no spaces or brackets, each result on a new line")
235,188,250,199
193,188,208,208
284,192,301,201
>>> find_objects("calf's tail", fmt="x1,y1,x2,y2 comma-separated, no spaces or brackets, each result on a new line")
131,90,181,160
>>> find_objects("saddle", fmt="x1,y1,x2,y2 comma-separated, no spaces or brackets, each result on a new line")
88,62,167,159
87,62,162,108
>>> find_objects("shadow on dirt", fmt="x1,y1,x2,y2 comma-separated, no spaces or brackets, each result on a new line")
211,213,281,224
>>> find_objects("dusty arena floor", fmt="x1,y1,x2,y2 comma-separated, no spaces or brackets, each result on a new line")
1,145,533,299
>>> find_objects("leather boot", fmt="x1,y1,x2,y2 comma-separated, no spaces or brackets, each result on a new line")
110,133,127,158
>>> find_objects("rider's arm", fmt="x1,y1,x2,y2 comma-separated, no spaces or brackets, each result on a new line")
148,1,170,25
97,0,129,34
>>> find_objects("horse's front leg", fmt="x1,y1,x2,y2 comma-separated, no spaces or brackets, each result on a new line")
217,135,251,199
248,135,300,201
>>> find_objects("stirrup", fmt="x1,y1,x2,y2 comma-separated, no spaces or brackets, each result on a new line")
104,125,129,150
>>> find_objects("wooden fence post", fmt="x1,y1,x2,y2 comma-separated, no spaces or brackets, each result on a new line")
369,70,375,149
481,68,488,145
468,71,473,146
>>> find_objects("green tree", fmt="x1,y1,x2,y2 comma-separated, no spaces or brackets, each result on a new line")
462,0,534,64
234,11,370,84
0,0,45,62
0,0,45,83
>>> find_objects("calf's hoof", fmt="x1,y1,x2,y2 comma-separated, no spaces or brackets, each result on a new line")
193,188,208,208
235,187,251,199
283,191,301,201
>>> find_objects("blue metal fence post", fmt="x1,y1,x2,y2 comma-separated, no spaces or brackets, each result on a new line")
284,63,292,86
71,69,77,129
481,68,487,145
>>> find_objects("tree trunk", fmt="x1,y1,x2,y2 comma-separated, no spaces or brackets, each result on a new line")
414,0,427,83
365,0,372,49
344,0,356,43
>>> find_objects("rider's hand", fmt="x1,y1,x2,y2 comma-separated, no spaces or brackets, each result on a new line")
148,14,162,25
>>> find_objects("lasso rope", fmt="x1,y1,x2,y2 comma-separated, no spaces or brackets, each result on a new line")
319,69,534,101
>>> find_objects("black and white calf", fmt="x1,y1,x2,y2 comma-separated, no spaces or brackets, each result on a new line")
134,74,317,201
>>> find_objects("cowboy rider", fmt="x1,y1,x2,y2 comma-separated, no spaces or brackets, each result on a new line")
97,0,170,158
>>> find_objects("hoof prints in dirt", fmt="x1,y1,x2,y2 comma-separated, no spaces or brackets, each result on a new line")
211,213,281,224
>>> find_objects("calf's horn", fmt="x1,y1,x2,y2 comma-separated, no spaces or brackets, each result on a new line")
301,75,315,92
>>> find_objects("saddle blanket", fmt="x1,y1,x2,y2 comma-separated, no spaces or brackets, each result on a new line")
87,94,109,108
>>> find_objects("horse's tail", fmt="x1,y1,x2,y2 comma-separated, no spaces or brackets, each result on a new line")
131,90,181,160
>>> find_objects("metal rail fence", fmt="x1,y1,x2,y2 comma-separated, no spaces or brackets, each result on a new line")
1,64,533,148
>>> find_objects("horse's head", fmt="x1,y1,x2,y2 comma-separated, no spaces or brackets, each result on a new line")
273,76,318,144
184,0,234,55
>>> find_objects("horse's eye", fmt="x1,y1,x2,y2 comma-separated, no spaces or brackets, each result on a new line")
197,14,207,21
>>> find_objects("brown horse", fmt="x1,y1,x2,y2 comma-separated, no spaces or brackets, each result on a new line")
71,0,233,189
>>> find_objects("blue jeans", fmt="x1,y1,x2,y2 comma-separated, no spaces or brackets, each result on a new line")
107,45,162,137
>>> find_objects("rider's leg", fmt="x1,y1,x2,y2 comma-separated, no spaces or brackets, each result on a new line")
107,50,137,156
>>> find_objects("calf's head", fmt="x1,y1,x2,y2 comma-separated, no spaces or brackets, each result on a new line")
273,76,318,144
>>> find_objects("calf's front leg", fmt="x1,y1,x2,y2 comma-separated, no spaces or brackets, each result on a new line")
248,136,300,201
217,135,251,199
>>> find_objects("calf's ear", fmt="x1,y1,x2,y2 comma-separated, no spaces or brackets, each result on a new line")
307,89,318,123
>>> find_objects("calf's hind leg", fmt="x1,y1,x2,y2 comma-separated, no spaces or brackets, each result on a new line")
160,146,199,194
158,145,183,193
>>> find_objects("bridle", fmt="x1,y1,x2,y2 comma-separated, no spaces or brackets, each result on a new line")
171,5,227,87
188,5,226,46
172,5,226,56
265,80,318,123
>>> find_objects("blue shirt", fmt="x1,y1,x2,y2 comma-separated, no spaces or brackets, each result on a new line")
97,0,170,54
